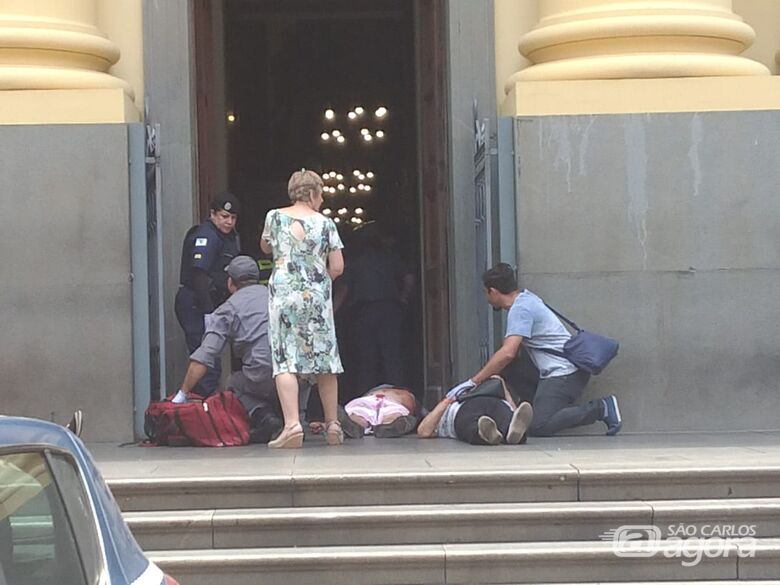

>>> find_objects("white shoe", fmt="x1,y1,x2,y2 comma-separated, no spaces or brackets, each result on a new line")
66,410,83,438
477,416,503,445
507,402,533,444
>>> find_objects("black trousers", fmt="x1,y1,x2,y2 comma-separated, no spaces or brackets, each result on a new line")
528,369,602,437
453,396,514,445
353,301,404,390
174,287,221,396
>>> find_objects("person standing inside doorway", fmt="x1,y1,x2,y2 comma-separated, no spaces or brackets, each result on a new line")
447,263,622,437
260,169,345,448
340,225,415,391
174,193,241,396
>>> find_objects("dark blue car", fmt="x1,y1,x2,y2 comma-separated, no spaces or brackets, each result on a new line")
0,416,178,585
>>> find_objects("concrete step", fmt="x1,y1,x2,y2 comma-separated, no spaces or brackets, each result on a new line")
149,538,780,585
127,498,780,550
108,465,780,511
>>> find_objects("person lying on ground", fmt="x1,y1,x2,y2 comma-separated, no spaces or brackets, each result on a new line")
417,376,533,445
309,385,420,439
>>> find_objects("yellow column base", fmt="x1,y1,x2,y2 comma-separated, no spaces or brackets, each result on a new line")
503,76,780,116
0,88,139,124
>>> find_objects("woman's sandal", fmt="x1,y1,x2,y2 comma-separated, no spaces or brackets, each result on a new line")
268,423,304,449
326,420,344,446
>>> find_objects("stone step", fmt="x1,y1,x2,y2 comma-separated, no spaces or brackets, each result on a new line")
149,538,780,585
127,498,780,550
108,465,780,511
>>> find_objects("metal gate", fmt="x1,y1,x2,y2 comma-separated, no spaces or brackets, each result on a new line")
145,123,165,401
474,117,495,365
129,122,165,437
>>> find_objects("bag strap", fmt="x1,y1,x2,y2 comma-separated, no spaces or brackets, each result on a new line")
542,301,582,332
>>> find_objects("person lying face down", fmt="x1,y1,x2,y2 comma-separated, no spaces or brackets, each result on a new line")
417,376,533,446
309,386,420,439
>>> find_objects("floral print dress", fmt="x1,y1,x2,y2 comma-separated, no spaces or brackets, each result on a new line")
261,210,344,376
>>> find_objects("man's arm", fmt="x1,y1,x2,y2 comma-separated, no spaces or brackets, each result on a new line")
417,398,453,438
180,360,208,393
470,336,524,385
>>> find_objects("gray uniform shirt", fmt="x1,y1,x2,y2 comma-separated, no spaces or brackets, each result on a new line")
190,284,272,383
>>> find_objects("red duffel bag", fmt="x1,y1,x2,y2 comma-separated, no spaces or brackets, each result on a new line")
144,390,250,447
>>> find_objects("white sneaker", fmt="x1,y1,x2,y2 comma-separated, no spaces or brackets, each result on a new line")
507,402,533,444
66,410,83,438
477,416,503,445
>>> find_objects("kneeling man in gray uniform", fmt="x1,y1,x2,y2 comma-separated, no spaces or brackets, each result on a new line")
173,255,280,439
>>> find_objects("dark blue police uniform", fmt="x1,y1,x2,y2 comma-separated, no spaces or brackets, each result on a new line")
175,218,240,396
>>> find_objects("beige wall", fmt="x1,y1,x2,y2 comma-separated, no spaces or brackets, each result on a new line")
494,0,536,108
734,0,780,75
99,0,145,113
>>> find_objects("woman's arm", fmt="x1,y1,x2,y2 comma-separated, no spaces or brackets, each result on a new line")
417,398,453,438
260,238,272,255
328,249,344,280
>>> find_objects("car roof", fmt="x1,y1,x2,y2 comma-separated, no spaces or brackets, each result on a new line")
0,415,78,450
0,415,155,584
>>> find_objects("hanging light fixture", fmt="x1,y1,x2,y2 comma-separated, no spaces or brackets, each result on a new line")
349,187,357,194
321,132,330,141
325,109,335,120
355,208,364,215
336,135,346,144
355,106,365,115
348,111,357,120
376,130,385,139
323,209,332,216
375,106,388,118
366,171,375,179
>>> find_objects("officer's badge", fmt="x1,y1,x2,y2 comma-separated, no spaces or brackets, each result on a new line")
195,238,208,246
194,253,203,259
224,202,233,211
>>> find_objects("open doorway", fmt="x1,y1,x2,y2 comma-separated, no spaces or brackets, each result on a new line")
194,0,450,404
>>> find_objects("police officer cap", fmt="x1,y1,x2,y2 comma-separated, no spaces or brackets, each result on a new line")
226,255,260,284
210,192,241,215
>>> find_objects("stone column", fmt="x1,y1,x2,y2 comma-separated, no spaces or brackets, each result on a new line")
0,0,131,93
0,0,140,123
508,0,769,86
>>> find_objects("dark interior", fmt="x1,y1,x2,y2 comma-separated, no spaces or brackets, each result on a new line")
223,0,423,400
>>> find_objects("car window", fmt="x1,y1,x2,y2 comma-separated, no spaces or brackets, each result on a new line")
0,451,94,585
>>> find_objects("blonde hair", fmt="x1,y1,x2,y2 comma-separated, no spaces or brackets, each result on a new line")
288,169,323,203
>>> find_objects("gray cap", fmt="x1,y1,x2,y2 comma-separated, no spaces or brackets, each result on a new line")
226,255,260,284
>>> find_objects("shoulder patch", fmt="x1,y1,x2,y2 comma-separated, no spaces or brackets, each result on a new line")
195,238,208,247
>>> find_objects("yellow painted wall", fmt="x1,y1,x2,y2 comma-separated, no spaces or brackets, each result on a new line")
734,0,780,75
98,0,145,113
494,0,536,109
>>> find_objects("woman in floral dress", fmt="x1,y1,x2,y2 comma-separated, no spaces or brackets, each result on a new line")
260,169,345,448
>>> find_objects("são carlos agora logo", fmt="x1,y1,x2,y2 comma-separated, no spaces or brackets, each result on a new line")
600,524,758,567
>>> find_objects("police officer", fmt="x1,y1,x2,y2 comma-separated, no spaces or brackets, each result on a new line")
174,193,241,396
